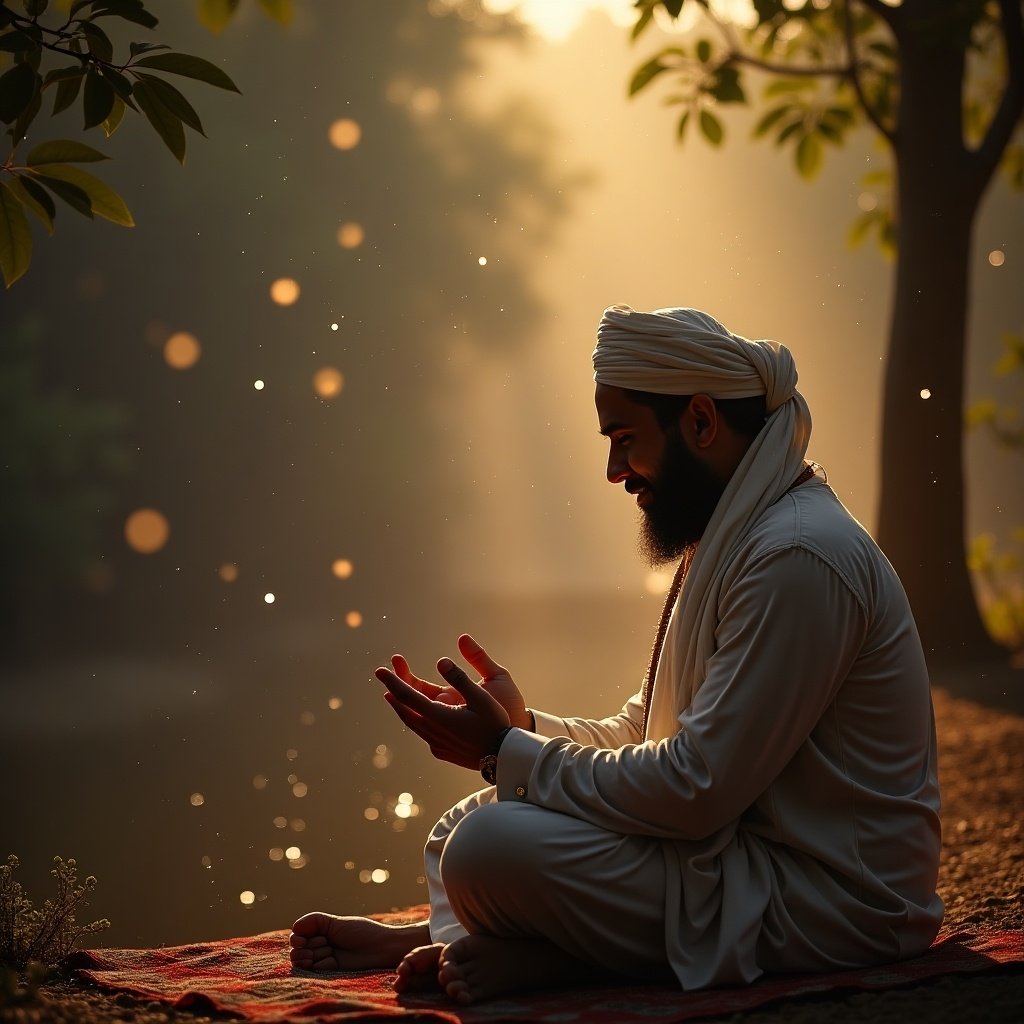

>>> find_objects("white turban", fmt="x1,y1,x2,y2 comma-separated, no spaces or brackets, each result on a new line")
593,304,813,740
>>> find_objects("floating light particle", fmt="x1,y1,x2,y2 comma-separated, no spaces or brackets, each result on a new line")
415,875,425,885
337,222,365,249
371,868,389,884
287,773,298,785
329,118,361,150
269,847,284,862
290,818,305,832
332,559,354,579
264,593,276,604
408,804,420,817
364,807,380,821
288,855,308,870
394,803,411,819
346,610,363,629
270,278,300,306
644,569,672,596
392,819,407,832
201,855,212,869
328,696,343,710
398,792,413,805
477,256,487,266
409,87,440,115
372,745,391,769
313,367,345,398
273,816,288,829
299,711,316,726
331,322,339,331
286,749,298,761
358,869,372,883
857,192,877,212
125,508,170,555
164,331,201,370
254,379,265,390
240,891,255,906
988,249,1005,267
190,792,205,807
920,388,932,400
292,782,308,798
344,861,355,870
218,562,239,583
252,774,268,790
285,846,301,861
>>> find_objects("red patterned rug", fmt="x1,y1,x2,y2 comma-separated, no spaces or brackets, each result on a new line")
71,909,1023,1023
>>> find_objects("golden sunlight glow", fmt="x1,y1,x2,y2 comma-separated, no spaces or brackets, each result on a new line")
329,118,362,150
345,610,363,628
337,222,365,249
410,86,441,115
218,562,239,582
124,508,170,554
313,367,345,398
332,558,354,579
644,569,673,595
480,0,634,40
239,890,255,906
395,803,412,819
270,278,300,306
989,250,1005,267
163,331,201,370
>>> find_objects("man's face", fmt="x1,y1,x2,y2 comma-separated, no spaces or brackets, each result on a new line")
595,383,725,565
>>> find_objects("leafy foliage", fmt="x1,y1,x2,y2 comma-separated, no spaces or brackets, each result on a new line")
0,855,110,970
0,0,242,287
197,0,293,34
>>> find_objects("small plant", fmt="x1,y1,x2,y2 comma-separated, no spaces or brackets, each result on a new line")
0,854,110,970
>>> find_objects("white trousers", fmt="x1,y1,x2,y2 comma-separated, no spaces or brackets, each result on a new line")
424,787,675,980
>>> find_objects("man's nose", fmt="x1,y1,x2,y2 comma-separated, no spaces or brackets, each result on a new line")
607,448,630,484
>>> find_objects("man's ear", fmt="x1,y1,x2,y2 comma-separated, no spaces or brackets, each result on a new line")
686,394,719,449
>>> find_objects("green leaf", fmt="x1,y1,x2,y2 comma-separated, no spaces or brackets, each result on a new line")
29,163,134,225
258,0,292,25
197,0,241,34
102,95,125,137
29,172,93,218
52,70,85,115
10,84,41,145
0,29,36,52
82,70,115,129
662,0,684,16
44,64,87,86
90,1,158,29
27,139,109,164
708,65,745,104
134,51,241,93
100,66,135,103
80,22,113,62
129,41,170,56
23,1,48,17
131,76,186,162
6,172,55,233
776,119,804,145
0,61,38,123
699,108,723,146
676,109,689,141
135,72,204,134
695,38,712,63
752,104,793,138
0,180,33,287
764,77,815,98
795,131,822,178
631,5,654,41
629,56,670,97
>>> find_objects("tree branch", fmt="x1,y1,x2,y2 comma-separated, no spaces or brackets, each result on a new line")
974,0,1024,185
843,0,896,145
857,0,902,30
729,50,852,78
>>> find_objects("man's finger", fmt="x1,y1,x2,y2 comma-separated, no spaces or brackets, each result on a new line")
392,654,444,699
457,634,507,680
376,667,436,715
436,657,504,716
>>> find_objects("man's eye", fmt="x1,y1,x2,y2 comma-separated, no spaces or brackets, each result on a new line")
614,435,632,446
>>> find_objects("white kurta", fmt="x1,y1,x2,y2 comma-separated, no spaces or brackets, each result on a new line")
429,480,943,989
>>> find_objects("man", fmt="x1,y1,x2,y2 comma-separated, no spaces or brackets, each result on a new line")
289,305,943,1005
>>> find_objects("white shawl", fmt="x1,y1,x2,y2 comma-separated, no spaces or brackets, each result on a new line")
593,305,812,740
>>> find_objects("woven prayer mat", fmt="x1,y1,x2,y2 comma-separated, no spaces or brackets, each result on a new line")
72,911,1024,1024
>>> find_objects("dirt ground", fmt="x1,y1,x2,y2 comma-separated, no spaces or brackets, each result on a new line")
2,683,1022,1024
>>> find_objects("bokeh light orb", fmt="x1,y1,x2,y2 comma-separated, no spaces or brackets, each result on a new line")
239,891,255,906
124,508,170,554
163,331,201,370
337,222,365,249
328,118,361,150
346,610,363,628
270,278,300,306
988,249,1006,267
332,558,353,579
313,367,345,398
218,562,239,583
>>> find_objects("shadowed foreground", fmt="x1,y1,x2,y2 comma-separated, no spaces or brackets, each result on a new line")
2,683,1021,1024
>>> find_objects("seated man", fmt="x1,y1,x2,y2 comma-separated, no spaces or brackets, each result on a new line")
289,305,943,1005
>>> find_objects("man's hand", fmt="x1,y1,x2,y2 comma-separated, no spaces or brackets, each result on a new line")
375,635,520,770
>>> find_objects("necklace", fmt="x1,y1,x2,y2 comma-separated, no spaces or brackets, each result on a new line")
639,461,820,738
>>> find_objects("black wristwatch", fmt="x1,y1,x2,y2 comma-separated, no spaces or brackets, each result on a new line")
479,726,514,785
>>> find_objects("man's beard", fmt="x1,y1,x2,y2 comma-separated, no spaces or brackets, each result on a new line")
637,427,725,567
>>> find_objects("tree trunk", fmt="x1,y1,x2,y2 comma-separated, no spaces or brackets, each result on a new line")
877,6,1004,666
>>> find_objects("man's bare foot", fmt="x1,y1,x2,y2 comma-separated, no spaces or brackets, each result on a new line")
436,935,593,1005
394,942,445,993
288,913,430,972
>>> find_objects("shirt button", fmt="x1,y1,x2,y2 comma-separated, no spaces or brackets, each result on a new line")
515,786,526,799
